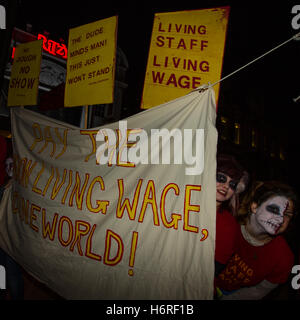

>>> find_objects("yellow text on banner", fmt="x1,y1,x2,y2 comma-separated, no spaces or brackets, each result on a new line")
141,7,230,109
64,16,118,107
7,39,43,107
1,88,217,300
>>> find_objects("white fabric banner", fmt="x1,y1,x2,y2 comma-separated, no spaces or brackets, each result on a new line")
0,88,217,299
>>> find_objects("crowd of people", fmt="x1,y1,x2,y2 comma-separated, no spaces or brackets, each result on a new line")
0,132,300,300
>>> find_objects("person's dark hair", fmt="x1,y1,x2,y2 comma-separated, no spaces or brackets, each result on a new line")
237,180,298,225
217,154,244,182
217,154,249,216
252,181,297,208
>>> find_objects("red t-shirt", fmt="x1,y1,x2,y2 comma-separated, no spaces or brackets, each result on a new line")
0,136,7,185
216,226,294,291
215,208,239,265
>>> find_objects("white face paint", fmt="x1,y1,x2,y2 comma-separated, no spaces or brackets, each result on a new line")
252,196,288,236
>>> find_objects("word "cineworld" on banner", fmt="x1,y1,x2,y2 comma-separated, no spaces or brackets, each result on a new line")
96,121,204,175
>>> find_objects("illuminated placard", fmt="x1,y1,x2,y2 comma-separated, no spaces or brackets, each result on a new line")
141,7,230,109
64,16,118,107
7,40,43,106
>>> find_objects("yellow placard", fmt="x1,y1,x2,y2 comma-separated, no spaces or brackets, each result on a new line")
7,40,43,107
141,7,230,109
64,16,118,107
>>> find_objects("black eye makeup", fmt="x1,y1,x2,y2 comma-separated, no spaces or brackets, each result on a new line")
216,173,227,183
216,173,238,191
266,204,281,215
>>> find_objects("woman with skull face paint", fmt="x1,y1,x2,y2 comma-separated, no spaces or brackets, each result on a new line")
214,154,249,276
215,181,296,300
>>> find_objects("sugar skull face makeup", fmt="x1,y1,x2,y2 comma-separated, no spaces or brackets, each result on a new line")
252,196,289,235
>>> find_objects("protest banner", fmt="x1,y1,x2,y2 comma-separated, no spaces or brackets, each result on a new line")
141,7,229,109
64,16,118,107
7,39,43,106
0,88,217,299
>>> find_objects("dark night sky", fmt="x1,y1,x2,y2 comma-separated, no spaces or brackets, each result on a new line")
13,0,300,189
16,1,300,111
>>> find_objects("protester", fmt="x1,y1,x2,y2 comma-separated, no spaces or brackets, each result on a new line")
0,136,24,300
215,180,296,300
214,154,249,276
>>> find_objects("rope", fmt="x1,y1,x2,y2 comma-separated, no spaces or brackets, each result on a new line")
193,32,300,93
